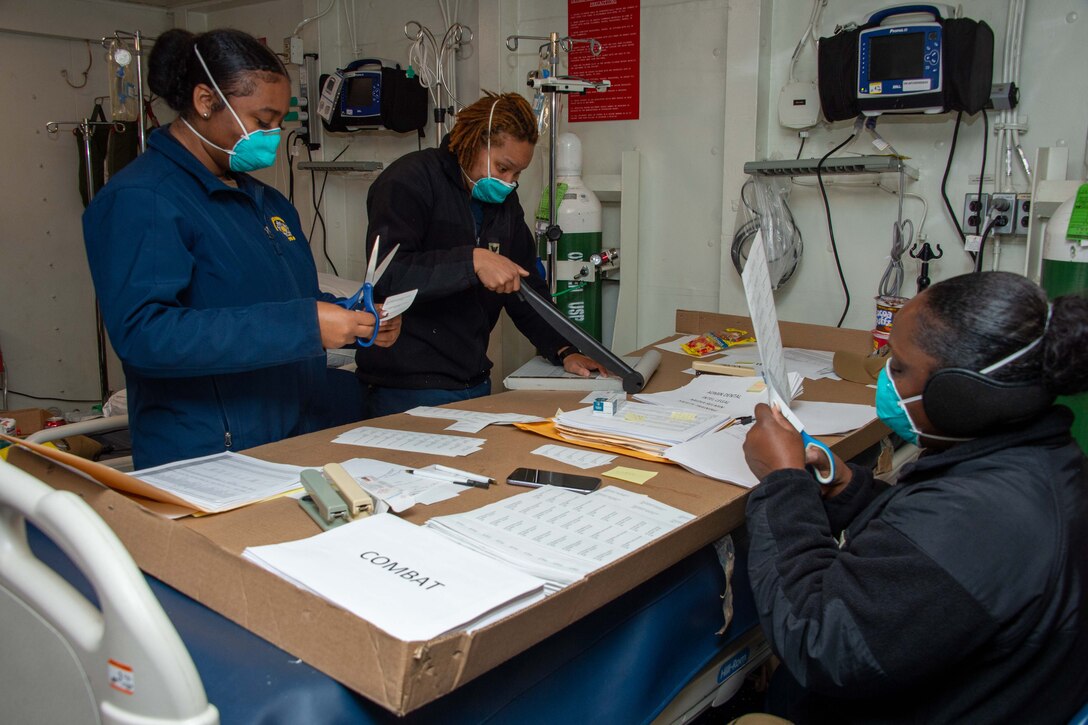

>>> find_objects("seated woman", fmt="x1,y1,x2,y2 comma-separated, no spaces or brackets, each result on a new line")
742,271,1088,723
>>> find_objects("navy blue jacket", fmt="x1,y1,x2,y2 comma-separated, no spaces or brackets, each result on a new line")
746,407,1088,723
83,126,338,469
355,139,571,390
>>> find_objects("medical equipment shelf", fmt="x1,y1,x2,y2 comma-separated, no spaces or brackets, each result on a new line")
743,154,918,180
297,160,383,173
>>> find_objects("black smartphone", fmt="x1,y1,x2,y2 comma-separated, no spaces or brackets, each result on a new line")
506,467,601,494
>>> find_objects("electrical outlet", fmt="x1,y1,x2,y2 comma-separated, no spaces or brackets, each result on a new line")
285,36,304,65
1014,195,1032,236
989,193,1017,235
962,193,989,234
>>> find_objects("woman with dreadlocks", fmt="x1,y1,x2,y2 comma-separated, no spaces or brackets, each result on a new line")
353,91,605,418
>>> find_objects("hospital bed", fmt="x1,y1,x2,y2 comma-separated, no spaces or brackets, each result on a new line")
0,458,218,724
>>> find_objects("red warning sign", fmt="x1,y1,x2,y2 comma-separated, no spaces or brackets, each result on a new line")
567,0,640,122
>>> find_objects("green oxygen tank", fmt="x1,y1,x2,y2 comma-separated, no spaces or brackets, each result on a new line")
1041,189,1088,452
554,133,603,340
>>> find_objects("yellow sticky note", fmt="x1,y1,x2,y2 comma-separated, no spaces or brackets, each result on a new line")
603,466,658,485
746,380,766,393
671,411,697,422
623,412,646,422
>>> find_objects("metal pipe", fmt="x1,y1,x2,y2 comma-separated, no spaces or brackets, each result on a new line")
134,30,146,152
547,32,560,295
77,119,110,403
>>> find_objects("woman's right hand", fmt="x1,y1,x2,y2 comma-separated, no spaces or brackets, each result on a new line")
316,301,381,349
806,446,853,499
473,248,529,293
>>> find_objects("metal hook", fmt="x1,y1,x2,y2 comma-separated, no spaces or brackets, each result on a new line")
558,37,602,56
404,20,426,42
61,40,93,89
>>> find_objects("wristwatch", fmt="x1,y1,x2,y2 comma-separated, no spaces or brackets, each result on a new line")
557,346,580,362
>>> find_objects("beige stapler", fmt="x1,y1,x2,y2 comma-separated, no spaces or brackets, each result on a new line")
323,462,374,519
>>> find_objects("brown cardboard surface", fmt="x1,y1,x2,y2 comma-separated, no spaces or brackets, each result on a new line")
9,315,888,715
0,407,50,436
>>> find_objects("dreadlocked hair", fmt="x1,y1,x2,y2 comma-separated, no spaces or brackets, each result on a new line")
449,91,539,172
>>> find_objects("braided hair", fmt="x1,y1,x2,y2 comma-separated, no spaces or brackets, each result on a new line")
448,91,539,172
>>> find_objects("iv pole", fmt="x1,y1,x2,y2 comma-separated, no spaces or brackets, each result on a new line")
45,118,127,404
505,33,604,294
42,29,149,406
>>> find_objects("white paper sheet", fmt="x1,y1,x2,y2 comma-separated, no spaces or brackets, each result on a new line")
665,423,759,488
134,452,305,512
741,233,793,409
337,457,465,510
244,514,547,642
332,427,485,457
792,400,877,436
379,288,417,319
531,444,617,470
406,406,545,434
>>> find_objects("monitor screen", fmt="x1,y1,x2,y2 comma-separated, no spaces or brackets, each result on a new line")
869,32,925,81
345,76,374,107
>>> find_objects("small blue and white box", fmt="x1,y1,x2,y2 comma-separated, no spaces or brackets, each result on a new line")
592,392,624,416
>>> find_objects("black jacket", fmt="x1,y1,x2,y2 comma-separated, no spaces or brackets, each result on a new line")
746,407,1088,724
354,139,570,390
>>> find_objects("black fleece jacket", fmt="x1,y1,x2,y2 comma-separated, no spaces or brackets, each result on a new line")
746,406,1088,724
353,138,570,390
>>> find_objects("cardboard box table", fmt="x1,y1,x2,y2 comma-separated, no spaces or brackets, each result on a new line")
8,312,884,716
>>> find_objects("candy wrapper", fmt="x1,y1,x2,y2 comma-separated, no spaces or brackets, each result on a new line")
680,329,756,357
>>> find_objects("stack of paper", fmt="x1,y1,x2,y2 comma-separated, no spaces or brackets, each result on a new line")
552,400,732,456
634,372,804,418
425,486,694,592
332,426,486,457
634,373,873,434
135,452,306,513
243,513,548,641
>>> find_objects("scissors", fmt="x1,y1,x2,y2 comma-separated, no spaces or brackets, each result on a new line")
771,396,836,485
337,236,400,347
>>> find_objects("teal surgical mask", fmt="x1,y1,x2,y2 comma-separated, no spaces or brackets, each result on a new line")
464,99,517,204
184,45,281,173
875,360,924,446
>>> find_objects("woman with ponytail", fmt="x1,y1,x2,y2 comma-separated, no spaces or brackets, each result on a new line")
353,91,605,418
741,271,1088,723
83,28,399,469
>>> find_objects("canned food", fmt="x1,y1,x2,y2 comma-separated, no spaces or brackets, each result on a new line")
44,416,67,429
0,417,15,436
872,328,890,352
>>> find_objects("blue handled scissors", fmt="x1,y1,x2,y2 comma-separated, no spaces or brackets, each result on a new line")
337,237,400,347
772,397,836,485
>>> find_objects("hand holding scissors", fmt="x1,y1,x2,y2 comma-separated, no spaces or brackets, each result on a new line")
742,402,836,486
336,237,400,347
771,399,836,485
